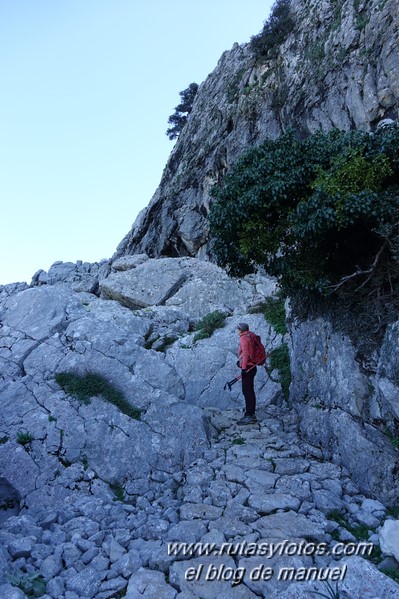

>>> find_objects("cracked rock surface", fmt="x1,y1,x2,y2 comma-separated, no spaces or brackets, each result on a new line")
1,256,399,597
0,406,399,598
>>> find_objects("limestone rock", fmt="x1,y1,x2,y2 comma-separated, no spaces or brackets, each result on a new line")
277,556,399,598
125,568,177,599
100,256,276,317
31,260,110,293
379,519,399,561
289,316,399,504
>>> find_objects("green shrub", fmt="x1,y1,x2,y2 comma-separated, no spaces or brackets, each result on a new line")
232,437,245,445
7,569,47,598
268,457,277,472
156,335,179,352
250,0,295,60
209,125,399,353
0,498,17,510
268,343,291,400
16,431,34,446
55,372,141,420
109,481,125,502
327,510,371,541
193,311,226,342
387,507,399,519
249,296,287,334
327,510,347,527
144,334,178,351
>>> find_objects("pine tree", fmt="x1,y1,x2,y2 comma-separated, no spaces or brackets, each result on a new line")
166,82,198,140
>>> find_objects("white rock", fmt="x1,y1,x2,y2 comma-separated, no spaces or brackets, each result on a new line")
379,519,399,561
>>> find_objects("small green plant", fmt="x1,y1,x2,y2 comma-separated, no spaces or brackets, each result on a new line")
250,296,287,334
48,415,57,422
327,510,347,527
145,334,178,351
16,431,34,446
312,580,341,599
109,481,125,502
327,510,370,540
366,543,383,565
336,47,347,63
7,568,47,598
387,507,399,519
55,372,141,420
232,437,245,445
385,427,399,449
0,435,9,444
156,335,179,352
355,13,369,30
330,529,341,542
268,343,291,400
305,40,325,64
268,457,277,472
349,523,370,541
0,499,17,510
193,310,226,342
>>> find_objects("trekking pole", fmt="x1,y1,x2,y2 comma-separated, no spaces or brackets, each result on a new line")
223,361,263,391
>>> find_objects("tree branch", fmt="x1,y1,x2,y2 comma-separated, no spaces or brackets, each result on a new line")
326,239,389,294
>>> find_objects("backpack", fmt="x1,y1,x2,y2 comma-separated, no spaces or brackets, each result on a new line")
246,332,267,366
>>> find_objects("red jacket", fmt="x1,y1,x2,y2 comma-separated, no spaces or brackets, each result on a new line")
238,331,255,370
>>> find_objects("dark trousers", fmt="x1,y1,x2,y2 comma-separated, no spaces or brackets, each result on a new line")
242,367,257,416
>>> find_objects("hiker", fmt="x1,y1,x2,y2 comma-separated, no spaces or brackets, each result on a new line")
236,322,258,425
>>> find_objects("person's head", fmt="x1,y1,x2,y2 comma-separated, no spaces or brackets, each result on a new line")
237,322,249,334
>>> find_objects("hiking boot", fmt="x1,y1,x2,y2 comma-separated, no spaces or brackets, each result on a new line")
237,414,257,425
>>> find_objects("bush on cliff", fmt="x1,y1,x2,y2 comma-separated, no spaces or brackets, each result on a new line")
250,0,295,59
209,125,399,352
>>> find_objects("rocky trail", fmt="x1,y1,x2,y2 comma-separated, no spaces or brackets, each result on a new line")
1,402,399,599
1,257,399,598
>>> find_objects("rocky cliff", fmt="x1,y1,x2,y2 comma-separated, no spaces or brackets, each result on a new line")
110,0,399,507
114,0,399,261
2,259,399,597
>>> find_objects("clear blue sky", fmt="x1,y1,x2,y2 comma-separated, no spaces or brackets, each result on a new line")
1,0,273,285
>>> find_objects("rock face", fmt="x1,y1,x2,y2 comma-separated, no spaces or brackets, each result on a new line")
1,259,399,596
289,316,399,505
0,258,281,512
114,0,399,262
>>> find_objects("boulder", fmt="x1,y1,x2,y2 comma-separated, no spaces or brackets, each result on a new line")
379,519,399,561
100,256,276,317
